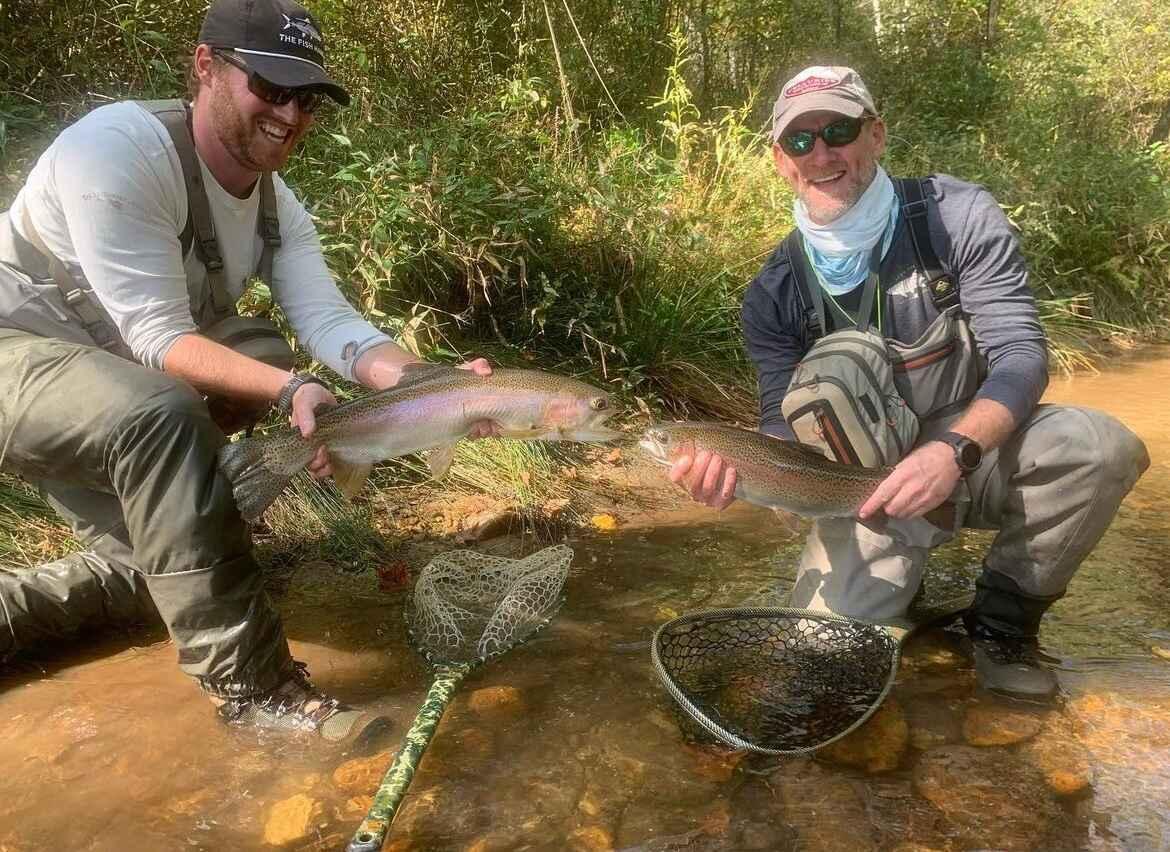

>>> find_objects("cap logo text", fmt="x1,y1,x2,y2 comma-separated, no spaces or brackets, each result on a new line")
784,75,843,98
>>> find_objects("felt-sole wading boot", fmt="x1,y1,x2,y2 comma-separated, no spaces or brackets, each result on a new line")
209,662,394,753
964,569,1062,701
968,626,1059,701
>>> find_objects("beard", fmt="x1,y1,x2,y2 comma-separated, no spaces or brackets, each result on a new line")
208,82,299,174
801,159,879,224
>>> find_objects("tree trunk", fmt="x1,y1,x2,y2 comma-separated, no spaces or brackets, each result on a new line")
985,0,999,46
871,0,884,42
1149,98,1170,145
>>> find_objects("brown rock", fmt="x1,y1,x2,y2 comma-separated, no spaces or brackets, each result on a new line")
578,786,604,817
904,697,962,750
332,751,394,793
568,826,614,852
262,793,321,846
467,685,525,720
913,745,1058,850
685,743,746,782
1021,726,1094,797
344,795,374,815
699,799,732,838
819,699,908,773
457,509,514,543
962,701,1045,746
772,758,876,851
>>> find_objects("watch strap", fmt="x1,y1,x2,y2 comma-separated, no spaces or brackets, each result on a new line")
276,373,329,416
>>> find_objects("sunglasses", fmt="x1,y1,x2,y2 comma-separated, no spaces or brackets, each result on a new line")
214,50,325,115
777,116,870,157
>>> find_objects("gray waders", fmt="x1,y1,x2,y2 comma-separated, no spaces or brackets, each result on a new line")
0,100,296,698
780,181,1151,631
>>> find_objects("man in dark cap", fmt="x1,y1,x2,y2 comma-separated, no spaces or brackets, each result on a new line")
666,65,1149,701
0,0,495,742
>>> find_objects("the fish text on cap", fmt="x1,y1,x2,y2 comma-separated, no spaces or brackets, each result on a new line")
279,13,322,52
784,74,845,98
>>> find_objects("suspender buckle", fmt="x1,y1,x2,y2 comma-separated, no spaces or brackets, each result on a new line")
61,285,92,307
260,213,281,246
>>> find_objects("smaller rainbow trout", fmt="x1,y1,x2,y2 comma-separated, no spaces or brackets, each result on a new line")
638,421,953,532
218,363,620,520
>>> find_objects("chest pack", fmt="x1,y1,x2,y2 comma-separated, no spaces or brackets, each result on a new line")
779,178,981,467
6,99,293,370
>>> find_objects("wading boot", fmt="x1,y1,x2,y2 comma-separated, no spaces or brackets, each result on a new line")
210,662,393,753
963,569,1062,702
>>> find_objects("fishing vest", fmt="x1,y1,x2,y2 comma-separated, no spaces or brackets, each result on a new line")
0,99,293,369
779,178,984,467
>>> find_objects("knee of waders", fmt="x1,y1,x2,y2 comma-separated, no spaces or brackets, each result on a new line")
1061,408,1150,491
962,569,1062,640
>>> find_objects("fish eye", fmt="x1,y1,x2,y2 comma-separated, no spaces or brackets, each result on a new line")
590,397,608,411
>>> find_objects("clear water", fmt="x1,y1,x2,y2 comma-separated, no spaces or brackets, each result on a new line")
2,348,1169,851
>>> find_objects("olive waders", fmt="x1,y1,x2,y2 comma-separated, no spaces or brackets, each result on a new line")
780,180,1150,697
0,100,297,699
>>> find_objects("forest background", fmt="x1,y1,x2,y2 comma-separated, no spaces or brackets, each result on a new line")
1,0,1169,559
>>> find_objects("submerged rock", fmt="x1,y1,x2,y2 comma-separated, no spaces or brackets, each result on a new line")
466,685,525,720
1020,721,1094,797
568,825,615,852
262,793,321,846
819,699,908,773
771,757,877,850
332,750,394,793
685,743,746,782
913,745,1058,850
961,701,1045,746
903,695,962,750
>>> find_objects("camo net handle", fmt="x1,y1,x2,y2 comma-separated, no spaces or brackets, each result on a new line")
406,545,573,664
350,545,573,852
652,606,900,755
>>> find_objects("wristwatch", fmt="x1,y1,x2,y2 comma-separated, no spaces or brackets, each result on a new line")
275,373,330,416
936,431,983,476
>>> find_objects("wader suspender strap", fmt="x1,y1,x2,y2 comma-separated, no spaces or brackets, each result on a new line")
140,100,282,321
894,177,959,311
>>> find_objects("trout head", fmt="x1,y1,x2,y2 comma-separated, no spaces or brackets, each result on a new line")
497,385,621,442
638,425,695,467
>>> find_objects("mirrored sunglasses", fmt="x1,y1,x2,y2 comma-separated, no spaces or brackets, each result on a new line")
214,50,325,115
778,116,870,158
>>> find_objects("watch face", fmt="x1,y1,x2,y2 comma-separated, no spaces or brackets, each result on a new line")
958,440,982,469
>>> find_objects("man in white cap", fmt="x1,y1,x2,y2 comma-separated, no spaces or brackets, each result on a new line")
667,66,1148,700
0,0,497,743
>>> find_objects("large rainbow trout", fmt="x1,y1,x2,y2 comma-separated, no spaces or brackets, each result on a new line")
638,421,953,532
219,364,620,520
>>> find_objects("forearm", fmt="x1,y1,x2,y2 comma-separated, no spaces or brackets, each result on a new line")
352,341,426,390
943,397,1017,453
163,333,291,402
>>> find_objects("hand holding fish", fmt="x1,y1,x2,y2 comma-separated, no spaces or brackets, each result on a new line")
455,357,502,439
667,449,738,510
858,441,959,521
289,381,339,480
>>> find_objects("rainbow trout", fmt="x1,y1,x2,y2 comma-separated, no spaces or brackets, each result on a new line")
638,421,953,532
218,363,620,520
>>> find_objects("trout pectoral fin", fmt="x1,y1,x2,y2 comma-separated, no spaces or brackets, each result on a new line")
333,461,373,500
427,443,458,479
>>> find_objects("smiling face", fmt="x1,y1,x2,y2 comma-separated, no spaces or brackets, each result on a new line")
772,110,887,225
190,44,314,194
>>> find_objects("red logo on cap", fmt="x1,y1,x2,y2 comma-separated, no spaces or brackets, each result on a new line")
785,75,842,98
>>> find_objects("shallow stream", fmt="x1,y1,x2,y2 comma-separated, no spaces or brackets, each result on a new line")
1,348,1168,851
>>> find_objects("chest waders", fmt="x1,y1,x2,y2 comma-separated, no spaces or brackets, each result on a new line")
0,99,293,372
780,177,985,468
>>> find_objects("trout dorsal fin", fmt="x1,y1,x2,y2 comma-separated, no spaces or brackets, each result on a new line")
393,362,459,391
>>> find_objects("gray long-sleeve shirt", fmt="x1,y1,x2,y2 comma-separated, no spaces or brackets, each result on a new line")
742,173,1049,439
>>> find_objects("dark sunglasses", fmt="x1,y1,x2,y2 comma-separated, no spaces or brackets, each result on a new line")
214,50,325,115
777,116,871,158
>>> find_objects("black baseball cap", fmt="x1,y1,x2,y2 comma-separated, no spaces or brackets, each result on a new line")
198,0,350,106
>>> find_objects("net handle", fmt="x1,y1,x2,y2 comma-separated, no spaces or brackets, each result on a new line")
347,663,472,852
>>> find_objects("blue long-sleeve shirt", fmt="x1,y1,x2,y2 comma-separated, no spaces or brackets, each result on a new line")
742,174,1049,439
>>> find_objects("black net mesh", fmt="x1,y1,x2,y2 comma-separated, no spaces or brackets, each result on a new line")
652,607,899,755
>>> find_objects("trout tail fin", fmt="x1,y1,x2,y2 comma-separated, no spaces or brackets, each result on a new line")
217,436,292,521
